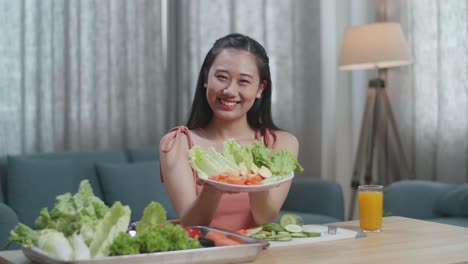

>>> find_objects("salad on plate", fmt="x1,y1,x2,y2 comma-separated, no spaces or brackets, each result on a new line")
188,139,303,191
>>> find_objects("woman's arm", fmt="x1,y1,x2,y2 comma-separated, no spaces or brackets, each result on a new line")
159,132,223,226
248,131,299,225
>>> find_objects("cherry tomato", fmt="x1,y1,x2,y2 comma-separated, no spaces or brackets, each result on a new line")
189,228,202,239
181,225,202,238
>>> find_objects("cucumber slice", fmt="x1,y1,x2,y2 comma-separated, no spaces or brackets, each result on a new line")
274,236,293,241
251,233,267,239
290,232,308,238
280,213,304,227
261,223,285,232
284,224,303,233
265,234,292,241
246,227,263,236
303,231,321,237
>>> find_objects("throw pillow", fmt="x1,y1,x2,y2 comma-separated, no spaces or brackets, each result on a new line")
434,184,468,217
7,156,80,227
96,161,176,221
127,146,159,162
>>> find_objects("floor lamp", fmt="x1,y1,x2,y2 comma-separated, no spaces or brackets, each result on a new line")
338,23,414,220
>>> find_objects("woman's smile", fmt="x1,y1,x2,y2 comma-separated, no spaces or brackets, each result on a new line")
218,98,240,110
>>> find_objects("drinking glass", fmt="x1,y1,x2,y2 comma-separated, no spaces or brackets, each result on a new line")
358,185,383,232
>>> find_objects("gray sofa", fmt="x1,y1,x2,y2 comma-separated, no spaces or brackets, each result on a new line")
384,180,468,227
0,147,344,248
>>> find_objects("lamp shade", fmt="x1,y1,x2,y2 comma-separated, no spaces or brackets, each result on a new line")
338,22,412,70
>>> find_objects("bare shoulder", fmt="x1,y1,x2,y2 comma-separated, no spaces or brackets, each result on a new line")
274,130,299,156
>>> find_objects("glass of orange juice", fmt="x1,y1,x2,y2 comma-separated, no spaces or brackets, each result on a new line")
358,185,383,232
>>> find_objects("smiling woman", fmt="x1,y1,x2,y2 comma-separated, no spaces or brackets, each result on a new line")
159,33,300,232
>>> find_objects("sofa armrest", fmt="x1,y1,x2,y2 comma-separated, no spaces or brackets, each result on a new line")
282,177,344,221
0,203,19,249
384,180,455,219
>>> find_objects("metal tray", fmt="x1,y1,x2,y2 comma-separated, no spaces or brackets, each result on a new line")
22,226,270,264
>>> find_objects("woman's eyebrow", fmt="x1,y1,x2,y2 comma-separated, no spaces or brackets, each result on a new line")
240,73,253,79
214,69,253,79
214,69,229,75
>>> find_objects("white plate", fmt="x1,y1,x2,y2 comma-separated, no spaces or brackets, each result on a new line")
200,172,294,192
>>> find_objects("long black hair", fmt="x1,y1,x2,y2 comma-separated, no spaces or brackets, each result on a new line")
186,33,279,132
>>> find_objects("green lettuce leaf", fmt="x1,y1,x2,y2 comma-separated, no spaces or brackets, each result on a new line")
69,233,91,260
251,141,273,169
37,229,73,261
270,150,304,176
223,139,254,168
89,202,131,257
188,145,239,178
136,201,167,233
32,180,109,238
109,232,140,256
5,223,39,249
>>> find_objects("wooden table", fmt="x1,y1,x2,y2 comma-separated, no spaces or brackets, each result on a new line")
1,217,467,264
254,216,468,264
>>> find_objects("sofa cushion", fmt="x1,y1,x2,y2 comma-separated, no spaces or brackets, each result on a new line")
384,180,454,219
277,210,340,225
282,177,344,221
0,203,20,249
127,146,159,162
428,217,468,228
24,150,128,199
434,184,468,217
7,157,80,227
0,156,6,203
96,161,176,221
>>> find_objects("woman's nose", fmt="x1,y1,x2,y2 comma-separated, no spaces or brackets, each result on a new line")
223,82,238,95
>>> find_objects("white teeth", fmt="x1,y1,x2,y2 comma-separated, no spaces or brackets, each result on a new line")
220,99,238,106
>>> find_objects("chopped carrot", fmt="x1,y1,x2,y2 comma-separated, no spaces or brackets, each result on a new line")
236,229,246,235
250,175,263,182
205,231,241,246
209,173,265,186
226,234,246,244
225,176,246,185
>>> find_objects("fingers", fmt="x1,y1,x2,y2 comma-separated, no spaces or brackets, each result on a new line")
196,177,206,186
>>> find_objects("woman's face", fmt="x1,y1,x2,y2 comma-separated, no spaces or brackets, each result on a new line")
205,49,265,122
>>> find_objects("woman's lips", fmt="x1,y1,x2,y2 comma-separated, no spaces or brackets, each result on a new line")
218,98,239,111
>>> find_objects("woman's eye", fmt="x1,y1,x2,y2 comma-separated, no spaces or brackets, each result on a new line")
239,80,250,85
216,75,228,80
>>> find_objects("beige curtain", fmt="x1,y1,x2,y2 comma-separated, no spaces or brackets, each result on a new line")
377,0,468,184
0,0,167,156
321,0,375,219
